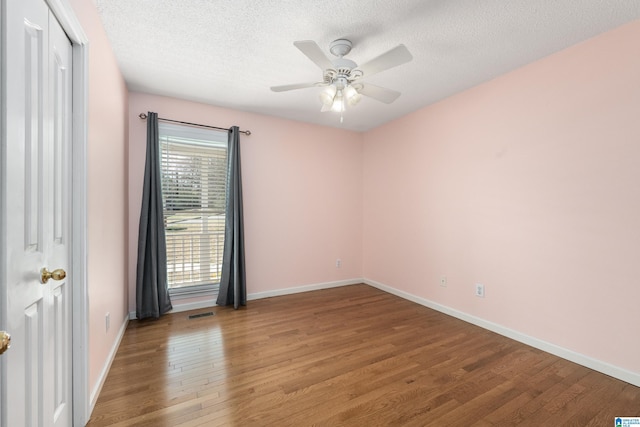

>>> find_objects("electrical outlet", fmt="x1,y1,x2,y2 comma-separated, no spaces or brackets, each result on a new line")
440,276,447,287
105,312,111,332
336,258,342,268
475,283,485,298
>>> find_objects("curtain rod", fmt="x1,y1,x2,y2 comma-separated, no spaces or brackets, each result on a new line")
138,113,251,136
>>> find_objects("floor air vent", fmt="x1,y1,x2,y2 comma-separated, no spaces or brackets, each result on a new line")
188,312,215,319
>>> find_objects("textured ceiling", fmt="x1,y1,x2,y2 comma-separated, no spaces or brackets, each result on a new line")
95,0,640,132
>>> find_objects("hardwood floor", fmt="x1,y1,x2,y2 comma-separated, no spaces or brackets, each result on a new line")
87,284,640,426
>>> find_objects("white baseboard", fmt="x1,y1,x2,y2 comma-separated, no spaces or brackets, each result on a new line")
123,278,639,387
247,278,363,301
90,313,129,412
364,278,640,388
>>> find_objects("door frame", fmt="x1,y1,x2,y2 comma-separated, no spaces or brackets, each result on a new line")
46,1,90,424
0,0,90,425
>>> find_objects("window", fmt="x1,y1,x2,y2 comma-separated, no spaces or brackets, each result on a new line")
159,122,227,296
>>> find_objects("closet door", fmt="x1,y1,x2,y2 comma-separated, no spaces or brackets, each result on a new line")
1,0,73,425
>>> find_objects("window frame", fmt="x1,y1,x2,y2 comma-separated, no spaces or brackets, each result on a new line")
158,122,228,299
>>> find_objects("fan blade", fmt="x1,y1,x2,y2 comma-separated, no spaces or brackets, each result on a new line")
293,40,334,71
359,83,401,104
270,82,320,92
357,44,413,78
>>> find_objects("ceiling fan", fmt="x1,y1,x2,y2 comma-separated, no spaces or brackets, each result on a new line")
270,39,413,115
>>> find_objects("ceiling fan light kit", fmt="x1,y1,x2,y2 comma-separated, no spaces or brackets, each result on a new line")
271,38,413,121
320,76,362,114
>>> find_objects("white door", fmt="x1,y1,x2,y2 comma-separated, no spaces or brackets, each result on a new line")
1,0,73,425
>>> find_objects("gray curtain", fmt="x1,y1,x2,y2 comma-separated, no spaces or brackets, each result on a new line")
216,126,246,309
136,112,172,319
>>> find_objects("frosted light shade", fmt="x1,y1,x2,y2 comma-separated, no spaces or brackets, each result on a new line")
331,91,345,112
320,85,337,106
344,85,362,106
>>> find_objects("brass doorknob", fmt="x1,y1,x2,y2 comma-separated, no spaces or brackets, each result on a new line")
41,267,66,284
0,331,10,355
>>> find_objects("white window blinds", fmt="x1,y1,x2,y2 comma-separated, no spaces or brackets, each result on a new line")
158,122,228,290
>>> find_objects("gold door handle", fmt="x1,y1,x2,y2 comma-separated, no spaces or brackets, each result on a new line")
0,331,10,355
41,267,66,284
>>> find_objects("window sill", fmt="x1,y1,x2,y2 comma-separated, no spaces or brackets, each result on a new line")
169,283,219,301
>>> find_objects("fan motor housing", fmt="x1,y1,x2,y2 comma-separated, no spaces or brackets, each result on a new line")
332,57,357,71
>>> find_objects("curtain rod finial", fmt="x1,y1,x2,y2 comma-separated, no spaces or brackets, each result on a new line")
139,113,147,119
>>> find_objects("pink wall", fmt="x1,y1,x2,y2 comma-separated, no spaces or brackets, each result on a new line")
363,20,640,374
68,0,130,398
64,0,640,399
128,93,364,312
